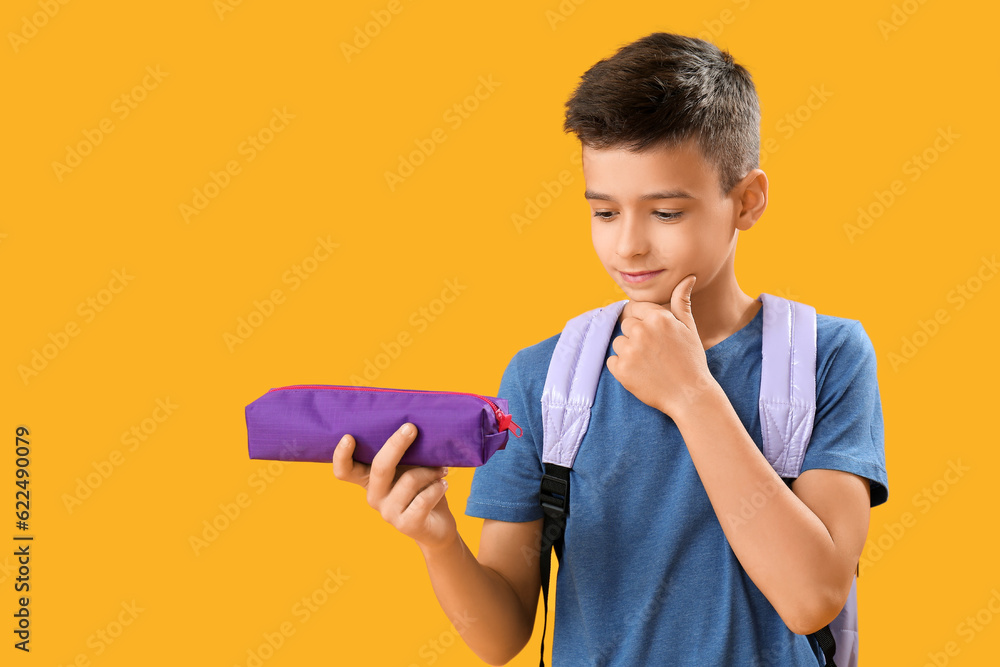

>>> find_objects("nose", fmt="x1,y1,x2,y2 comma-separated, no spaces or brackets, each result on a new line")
615,211,649,258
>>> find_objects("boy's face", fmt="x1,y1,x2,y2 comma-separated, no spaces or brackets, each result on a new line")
582,138,755,308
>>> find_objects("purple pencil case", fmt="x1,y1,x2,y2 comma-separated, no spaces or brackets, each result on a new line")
245,384,522,467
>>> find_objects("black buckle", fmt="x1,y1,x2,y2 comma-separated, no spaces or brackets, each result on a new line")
540,465,570,517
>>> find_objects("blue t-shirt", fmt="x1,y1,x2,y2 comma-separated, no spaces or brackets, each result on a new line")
465,303,889,666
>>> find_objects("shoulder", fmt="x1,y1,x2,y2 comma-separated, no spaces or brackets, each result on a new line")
505,300,621,378
814,311,877,378
816,312,866,347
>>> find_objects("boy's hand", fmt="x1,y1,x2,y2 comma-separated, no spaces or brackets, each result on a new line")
607,274,720,417
332,423,457,553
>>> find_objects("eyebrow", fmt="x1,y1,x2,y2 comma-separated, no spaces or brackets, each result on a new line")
584,189,696,201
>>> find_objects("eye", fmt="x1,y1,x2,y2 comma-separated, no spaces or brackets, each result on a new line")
591,211,683,221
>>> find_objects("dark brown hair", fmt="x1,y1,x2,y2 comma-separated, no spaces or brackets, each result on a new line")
563,32,760,197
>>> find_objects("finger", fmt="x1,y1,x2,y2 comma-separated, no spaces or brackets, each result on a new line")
393,464,425,486
398,474,449,527
381,466,449,521
332,434,370,485
367,422,420,503
669,274,697,325
622,299,656,320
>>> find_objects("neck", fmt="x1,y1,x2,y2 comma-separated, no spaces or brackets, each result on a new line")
691,286,760,351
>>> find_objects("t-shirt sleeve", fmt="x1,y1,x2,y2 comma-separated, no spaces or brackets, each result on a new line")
799,320,889,507
465,351,545,522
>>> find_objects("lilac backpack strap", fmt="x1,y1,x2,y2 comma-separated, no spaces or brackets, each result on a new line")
541,299,628,468
757,292,856,667
757,292,817,477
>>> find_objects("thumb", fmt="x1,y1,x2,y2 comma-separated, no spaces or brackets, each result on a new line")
671,274,697,328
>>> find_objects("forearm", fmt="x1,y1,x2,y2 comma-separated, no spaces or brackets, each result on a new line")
671,382,839,633
417,531,532,666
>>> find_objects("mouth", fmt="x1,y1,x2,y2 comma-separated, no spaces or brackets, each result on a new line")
620,269,664,284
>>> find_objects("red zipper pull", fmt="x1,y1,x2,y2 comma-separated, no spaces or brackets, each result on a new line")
497,411,523,438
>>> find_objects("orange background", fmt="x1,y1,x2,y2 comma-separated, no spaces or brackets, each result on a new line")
2,0,998,665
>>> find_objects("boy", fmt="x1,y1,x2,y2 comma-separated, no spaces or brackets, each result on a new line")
333,32,888,666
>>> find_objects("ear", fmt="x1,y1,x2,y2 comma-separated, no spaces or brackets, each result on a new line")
733,168,768,231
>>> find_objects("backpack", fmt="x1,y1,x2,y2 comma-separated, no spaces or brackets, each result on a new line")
535,293,858,667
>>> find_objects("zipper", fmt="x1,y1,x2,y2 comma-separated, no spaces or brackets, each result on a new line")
268,384,522,437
